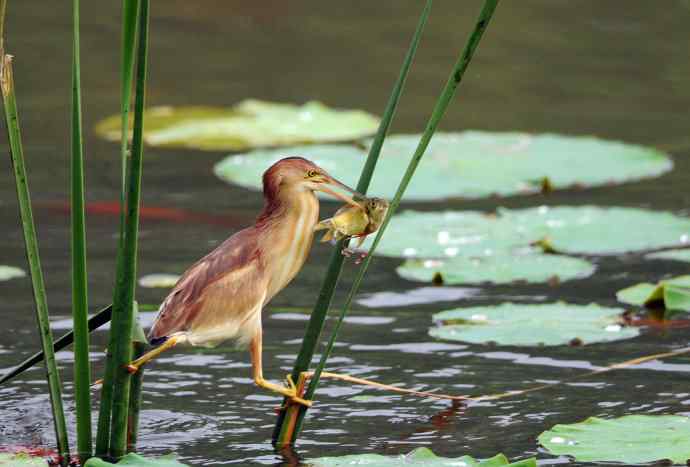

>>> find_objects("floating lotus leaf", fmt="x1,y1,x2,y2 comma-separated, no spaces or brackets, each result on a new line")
397,251,595,285
214,132,671,201
85,453,189,467
646,249,690,262
309,447,535,467
0,265,26,281
0,453,48,466
538,415,690,463
616,275,690,318
365,206,690,258
95,100,380,151
138,273,180,288
430,302,637,346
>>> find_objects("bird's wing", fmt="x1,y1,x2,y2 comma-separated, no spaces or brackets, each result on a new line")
148,228,266,344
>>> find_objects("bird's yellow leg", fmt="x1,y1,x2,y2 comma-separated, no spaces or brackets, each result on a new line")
91,334,186,386
125,334,185,374
250,331,312,407
301,371,466,401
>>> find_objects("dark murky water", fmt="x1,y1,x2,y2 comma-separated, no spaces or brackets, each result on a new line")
2,1,690,465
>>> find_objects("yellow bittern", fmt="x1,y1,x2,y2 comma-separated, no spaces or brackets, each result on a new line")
126,157,362,406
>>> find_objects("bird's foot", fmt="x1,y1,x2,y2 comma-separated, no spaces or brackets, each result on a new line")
255,375,312,407
341,247,354,258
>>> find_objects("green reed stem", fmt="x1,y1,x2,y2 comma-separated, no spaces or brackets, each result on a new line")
95,0,149,459
70,0,92,460
118,0,139,240
95,0,141,456
126,305,146,453
272,0,433,447
1,52,71,464
286,0,499,444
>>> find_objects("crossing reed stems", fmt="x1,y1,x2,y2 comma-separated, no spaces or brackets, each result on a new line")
273,0,434,446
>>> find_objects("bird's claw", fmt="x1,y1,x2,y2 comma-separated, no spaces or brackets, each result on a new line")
284,374,312,407
125,364,139,374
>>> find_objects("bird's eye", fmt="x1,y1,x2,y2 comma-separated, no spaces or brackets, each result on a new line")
306,170,318,178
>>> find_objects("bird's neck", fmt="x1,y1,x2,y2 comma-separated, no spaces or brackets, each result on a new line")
257,188,320,302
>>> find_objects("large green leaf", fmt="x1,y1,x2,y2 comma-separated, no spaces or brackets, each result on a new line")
0,453,48,466
363,206,690,258
0,265,26,281
95,100,380,151
397,250,594,285
647,248,690,263
84,453,189,466
539,415,690,463
214,132,671,201
616,275,690,318
430,302,638,346
308,447,535,467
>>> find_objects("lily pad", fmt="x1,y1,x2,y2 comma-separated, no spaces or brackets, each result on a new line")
95,100,380,151
138,273,180,288
646,249,690,263
616,275,690,318
364,206,690,258
85,453,189,467
309,447,535,467
214,131,671,201
0,265,26,281
538,415,690,463
397,251,595,285
0,453,48,466
430,302,638,346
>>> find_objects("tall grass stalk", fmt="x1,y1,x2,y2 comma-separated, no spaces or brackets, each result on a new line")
0,2,70,459
272,0,433,446
95,0,142,456
279,0,499,445
102,0,150,458
127,307,146,453
70,0,92,460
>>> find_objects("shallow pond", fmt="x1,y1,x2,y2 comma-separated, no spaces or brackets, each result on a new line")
1,1,690,465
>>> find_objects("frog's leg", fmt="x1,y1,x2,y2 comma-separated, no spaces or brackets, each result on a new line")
314,219,332,231
320,229,334,243
353,235,367,249
341,235,368,260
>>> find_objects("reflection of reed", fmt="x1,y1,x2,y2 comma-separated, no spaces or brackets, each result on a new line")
395,399,466,446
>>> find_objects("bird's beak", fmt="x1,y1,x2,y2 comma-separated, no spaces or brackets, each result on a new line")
317,176,364,208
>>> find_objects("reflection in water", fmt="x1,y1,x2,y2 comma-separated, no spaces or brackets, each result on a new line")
356,287,481,307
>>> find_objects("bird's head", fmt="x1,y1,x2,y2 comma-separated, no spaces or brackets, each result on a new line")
262,157,362,206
